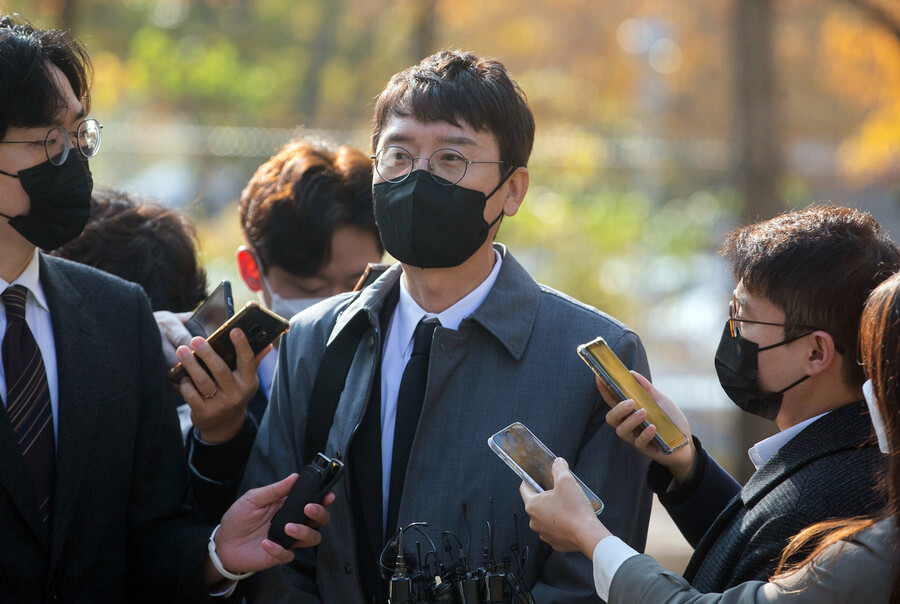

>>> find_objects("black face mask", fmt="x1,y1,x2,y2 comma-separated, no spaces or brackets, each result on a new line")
373,169,512,269
0,153,93,250
714,321,810,421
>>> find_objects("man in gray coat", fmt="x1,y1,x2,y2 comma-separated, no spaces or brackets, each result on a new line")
241,50,653,603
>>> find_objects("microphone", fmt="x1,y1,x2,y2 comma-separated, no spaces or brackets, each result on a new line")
389,527,413,604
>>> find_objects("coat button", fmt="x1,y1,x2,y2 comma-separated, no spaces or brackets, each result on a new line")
367,335,375,350
345,563,353,574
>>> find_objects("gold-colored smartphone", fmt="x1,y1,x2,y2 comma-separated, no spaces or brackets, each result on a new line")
489,422,604,516
577,337,687,454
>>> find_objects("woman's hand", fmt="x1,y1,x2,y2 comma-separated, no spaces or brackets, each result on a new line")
519,458,611,559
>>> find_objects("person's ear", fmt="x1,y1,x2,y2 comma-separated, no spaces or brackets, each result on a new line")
501,167,529,218
236,246,262,292
804,331,837,377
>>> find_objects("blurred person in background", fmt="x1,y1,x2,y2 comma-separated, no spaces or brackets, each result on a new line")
0,14,330,600
157,137,384,522
522,206,900,601
52,187,207,314
50,189,267,452
522,267,900,603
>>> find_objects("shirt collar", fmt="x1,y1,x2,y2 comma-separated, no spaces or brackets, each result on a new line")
394,248,503,349
748,411,829,470
0,249,49,313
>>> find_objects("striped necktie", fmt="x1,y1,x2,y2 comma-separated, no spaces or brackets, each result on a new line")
2,285,54,527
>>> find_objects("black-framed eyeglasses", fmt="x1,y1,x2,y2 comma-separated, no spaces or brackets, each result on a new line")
371,145,505,186
0,118,102,166
728,293,819,340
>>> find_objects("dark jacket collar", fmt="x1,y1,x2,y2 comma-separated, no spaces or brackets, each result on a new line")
332,244,540,361
742,400,877,507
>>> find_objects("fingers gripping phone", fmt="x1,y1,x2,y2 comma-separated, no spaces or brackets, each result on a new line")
489,422,604,516
184,280,234,338
166,301,289,384
577,336,688,455
267,453,345,549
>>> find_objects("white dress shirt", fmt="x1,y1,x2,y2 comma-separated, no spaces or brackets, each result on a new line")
0,249,59,440
379,249,503,531
591,408,835,600
747,412,826,470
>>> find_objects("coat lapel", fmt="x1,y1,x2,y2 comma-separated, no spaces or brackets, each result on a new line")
38,255,103,569
683,401,876,582
741,401,873,507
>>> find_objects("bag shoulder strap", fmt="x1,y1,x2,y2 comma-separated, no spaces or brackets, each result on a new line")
304,309,370,465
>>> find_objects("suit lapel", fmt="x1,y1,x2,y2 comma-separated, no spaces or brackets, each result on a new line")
38,256,102,568
683,401,875,582
741,401,872,506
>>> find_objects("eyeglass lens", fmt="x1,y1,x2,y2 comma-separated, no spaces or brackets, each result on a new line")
728,295,740,338
376,146,468,185
46,119,102,166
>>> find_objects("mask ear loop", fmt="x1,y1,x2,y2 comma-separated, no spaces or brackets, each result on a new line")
0,169,20,178
484,166,517,228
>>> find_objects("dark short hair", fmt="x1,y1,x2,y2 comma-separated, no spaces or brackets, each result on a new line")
0,14,92,141
240,137,382,277
721,205,900,388
52,189,207,313
372,50,535,170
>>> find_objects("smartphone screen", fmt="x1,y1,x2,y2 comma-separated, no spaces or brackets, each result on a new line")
489,422,604,516
577,337,687,454
167,301,289,384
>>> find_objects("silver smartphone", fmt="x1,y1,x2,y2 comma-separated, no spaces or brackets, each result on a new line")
489,422,604,516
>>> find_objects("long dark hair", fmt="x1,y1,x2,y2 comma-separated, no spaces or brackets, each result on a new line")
773,271,900,601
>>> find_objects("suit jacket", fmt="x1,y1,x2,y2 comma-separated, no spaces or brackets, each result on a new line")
652,401,886,592
608,517,899,603
0,255,212,603
187,388,267,524
241,244,654,603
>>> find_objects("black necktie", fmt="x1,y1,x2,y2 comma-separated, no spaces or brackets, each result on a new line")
387,319,438,534
2,285,55,527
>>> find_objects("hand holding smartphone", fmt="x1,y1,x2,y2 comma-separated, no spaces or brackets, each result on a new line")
489,422,604,516
577,337,687,454
167,301,289,384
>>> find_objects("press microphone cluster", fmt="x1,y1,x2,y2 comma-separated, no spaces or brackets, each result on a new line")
381,501,534,604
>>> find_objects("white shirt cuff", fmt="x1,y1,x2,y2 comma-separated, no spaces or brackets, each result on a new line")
592,536,640,601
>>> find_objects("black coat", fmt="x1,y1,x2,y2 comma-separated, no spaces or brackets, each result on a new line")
652,401,886,593
0,255,212,603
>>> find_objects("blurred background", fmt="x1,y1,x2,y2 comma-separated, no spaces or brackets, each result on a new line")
6,0,899,572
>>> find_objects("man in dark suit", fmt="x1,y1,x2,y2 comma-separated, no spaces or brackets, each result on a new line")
0,14,329,601
596,206,900,595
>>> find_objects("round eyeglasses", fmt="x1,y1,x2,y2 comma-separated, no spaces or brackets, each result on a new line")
0,118,102,166
371,145,505,186
727,293,817,339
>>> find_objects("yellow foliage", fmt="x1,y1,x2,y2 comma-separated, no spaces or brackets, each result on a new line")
819,10,900,179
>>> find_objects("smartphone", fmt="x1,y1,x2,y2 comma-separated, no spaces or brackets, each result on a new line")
353,262,391,292
184,280,234,338
577,336,688,454
267,453,345,549
489,422,604,516
167,301,289,384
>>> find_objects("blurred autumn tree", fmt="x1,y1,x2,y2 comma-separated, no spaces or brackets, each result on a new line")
2,0,897,322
